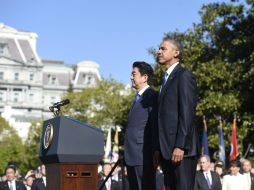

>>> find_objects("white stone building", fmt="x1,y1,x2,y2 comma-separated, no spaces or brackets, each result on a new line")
0,23,101,139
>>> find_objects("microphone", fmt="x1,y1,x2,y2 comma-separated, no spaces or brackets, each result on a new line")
53,99,70,108
49,99,70,111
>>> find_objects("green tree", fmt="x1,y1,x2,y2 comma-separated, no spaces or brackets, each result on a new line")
0,117,26,174
62,78,134,147
23,121,43,171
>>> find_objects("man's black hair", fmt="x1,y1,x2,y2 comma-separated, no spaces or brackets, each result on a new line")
5,164,16,173
132,61,154,85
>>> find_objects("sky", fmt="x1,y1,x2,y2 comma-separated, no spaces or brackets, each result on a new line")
1,0,232,84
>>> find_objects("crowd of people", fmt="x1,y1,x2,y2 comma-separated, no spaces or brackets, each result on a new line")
0,157,253,190
97,156,254,190
0,164,46,190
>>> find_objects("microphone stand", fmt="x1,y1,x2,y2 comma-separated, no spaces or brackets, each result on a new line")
49,106,62,117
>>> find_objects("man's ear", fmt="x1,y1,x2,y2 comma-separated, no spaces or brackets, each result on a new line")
174,50,180,58
143,74,148,83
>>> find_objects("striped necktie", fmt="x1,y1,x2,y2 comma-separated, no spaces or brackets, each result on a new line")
160,72,168,94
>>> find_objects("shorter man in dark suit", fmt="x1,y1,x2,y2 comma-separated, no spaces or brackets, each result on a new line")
31,165,46,190
194,155,222,190
124,61,157,190
0,165,26,190
242,159,254,190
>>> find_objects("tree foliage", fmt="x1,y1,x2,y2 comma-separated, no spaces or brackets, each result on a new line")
151,0,254,161
0,117,26,174
23,121,43,171
62,78,134,146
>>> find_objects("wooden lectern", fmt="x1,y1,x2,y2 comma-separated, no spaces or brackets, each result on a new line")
39,116,104,190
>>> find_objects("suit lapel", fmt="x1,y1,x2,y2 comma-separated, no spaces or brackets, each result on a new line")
200,172,210,189
128,87,150,117
159,64,182,100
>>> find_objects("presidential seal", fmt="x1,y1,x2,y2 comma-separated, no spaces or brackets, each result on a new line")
43,123,54,149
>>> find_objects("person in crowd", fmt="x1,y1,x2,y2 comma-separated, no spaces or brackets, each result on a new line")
0,165,26,190
153,36,199,190
222,160,247,190
241,159,254,190
24,175,35,190
194,155,222,190
111,165,129,190
98,163,119,190
214,160,225,183
124,61,158,190
31,165,46,190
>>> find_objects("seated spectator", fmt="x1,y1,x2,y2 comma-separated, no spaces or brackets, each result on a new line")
0,165,26,190
25,174,35,190
222,160,248,190
98,163,120,190
31,164,46,190
241,159,254,190
194,155,222,190
214,160,225,183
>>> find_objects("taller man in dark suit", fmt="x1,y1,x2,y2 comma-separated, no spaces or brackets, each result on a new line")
124,61,158,190
154,37,199,190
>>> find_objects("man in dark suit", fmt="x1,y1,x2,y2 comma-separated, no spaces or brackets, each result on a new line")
194,155,222,190
31,165,46,190
124,61,158,190
153,37,199,190
242,159,254,190
0,165,26,190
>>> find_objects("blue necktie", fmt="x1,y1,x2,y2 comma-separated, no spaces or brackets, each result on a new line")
131,93,140,110
205,172,211,189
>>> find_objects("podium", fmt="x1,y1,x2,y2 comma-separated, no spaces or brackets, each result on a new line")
39,116,104,190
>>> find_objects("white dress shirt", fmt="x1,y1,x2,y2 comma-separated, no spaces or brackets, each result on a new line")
8,180,16,190
137,85,150,96
164,62,179,82
222,173,248,190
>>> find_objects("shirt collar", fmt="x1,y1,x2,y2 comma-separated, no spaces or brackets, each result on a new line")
165,62,179,77
137,85,149,96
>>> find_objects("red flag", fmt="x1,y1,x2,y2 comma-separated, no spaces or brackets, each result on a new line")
229,116,239,161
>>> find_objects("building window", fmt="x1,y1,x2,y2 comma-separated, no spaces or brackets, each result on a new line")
29,93,34,102
14,73,19,81
0,92,3,101
0,72,3,80
50,96,56,104
87,76,92,85
13,92,19,102
48,75,57,85
0,43,8,56
30,73,34,81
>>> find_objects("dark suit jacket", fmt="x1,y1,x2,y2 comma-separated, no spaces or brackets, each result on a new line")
98,178,120,190
194,171,222,190
158,64,199,159
31,178,46,190
124,87,158,166
0,180,27,190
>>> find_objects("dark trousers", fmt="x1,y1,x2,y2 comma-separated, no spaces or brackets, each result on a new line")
126,164,155,190
162,156,198,190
